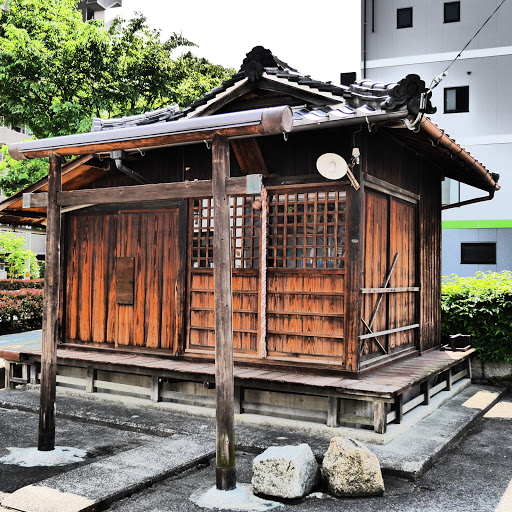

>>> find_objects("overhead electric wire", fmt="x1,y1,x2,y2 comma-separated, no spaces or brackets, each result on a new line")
439,0,509,79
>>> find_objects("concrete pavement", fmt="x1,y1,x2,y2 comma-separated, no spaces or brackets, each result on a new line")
0,385,509,511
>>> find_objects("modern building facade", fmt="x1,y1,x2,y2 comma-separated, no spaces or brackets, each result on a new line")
78,0,122,22
361,0,512,276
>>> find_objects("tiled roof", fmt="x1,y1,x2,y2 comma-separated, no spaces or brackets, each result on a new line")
92,46,423,131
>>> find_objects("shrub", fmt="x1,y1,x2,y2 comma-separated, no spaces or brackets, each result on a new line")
441,271,512,362
0,288,44,333
0,279,44,290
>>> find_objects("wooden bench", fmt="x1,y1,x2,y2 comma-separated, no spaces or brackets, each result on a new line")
1,347,474,435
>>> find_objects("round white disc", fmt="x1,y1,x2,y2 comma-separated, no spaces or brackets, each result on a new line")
316,153,348,180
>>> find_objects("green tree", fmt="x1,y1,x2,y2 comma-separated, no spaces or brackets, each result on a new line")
0,0,234,138
0,231,40,278
0,146,47,196
0,1,234,195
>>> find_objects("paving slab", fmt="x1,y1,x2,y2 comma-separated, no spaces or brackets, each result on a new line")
369,384,506,480
3,437,214,512
0,384,506,485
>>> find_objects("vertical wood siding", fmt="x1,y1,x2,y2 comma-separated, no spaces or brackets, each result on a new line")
64,209,179,352
419,164,442,352
362,190,389,355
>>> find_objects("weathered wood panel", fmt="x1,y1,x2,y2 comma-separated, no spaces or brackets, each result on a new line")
266,271,345,360
117,210,179,350
362,190,389,356
388,198,416,350
66,212,118,344
64,209,179,352
419,163,442,352
188,270,258,353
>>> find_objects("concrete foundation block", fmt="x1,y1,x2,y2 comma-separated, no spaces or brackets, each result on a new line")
483,361,512,380
322,437,384,497
471,358,484,380
252,444,318,499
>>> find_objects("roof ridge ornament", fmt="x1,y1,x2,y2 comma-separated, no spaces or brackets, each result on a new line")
381,74,436,115
240,46,299,82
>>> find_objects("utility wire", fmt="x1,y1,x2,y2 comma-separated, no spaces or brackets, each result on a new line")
441,0,508,78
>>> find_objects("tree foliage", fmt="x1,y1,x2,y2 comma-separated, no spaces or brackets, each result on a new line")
0,146,47,196
0,231,40,278
0,0,234,194
0,0,235,138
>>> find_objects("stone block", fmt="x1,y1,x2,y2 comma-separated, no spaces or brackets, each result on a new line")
471,358,484,380
252,444,318,499
484,361,512,380
322,438,384,497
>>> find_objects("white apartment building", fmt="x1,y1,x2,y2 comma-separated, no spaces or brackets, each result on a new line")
361,0,512,276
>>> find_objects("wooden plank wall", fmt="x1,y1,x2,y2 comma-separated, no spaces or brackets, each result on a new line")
362,191,389,356
419,162,442,352
188,270,258,354
366,131,442,354
388,198,416,350
66,212,117,344
266,271,345,360
64,209,180,353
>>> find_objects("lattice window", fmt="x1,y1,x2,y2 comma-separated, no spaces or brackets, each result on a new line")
190,196,260,269
267,190,347,269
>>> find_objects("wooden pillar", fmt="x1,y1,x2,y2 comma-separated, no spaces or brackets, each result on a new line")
38,154,62,452
344,133,365,372
373,401,387,434
212,134,236,491
327,396,339,428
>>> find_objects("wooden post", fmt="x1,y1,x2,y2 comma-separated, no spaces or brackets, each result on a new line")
38,154,62,451
373,401,387,434
212,134,236,491
327,396,339,428
394,394,403,424
85,367,96,393
421,380,431,406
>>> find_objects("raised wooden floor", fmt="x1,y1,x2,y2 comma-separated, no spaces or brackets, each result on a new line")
1,346,474,434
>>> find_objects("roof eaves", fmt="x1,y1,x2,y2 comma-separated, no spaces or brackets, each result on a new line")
260,73,347,103
185,76,250,119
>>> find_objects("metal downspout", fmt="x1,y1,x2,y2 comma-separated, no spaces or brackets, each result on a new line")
111,151,152,185
442,190,495,210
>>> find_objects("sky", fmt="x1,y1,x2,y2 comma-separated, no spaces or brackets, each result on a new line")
106,0,362,84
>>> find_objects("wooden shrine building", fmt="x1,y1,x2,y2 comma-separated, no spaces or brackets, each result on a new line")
0,47,500,438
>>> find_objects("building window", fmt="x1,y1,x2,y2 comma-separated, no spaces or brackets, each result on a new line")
190,196,260,269
267,190,347,269
461,243,496,265
397,7,413,29
444,86,469,113
444,2,460,23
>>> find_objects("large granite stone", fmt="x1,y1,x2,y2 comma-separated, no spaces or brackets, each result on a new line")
252,444,318,499
322,437,384,497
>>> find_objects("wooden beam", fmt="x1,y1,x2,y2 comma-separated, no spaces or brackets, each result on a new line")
24,175,263,208
38,154,62,452
364,173,420,203
231,139,269,177
361,287,420,294
213,134,236,491
359,324,420,340
9,106,293,160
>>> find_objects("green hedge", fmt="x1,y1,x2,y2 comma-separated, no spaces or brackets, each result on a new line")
0,279,44,290
0,288,43,334
441,271,512,362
